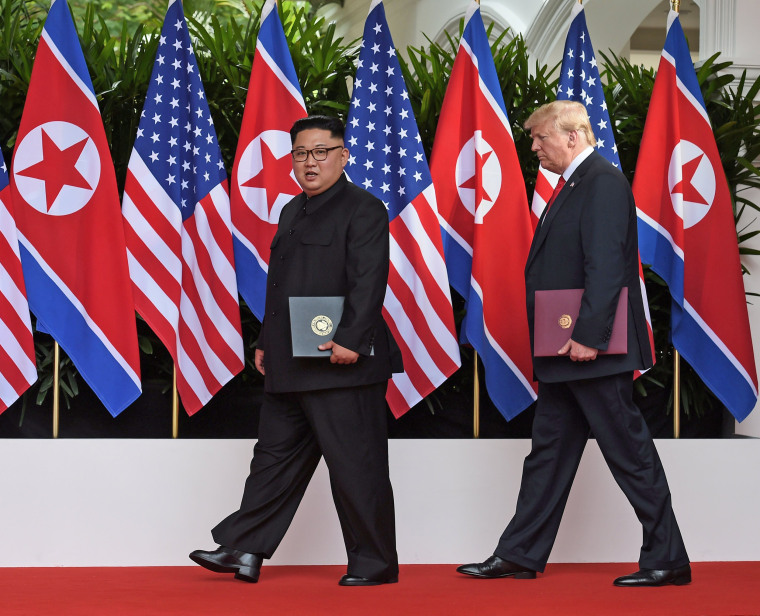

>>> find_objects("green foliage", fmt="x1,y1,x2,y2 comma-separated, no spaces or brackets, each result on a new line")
1,0,759,423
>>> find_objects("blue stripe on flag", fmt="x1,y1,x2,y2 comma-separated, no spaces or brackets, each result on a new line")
463,290,536,420
258,4,301,95
20,246,141,416
637,218,684,301
462,9,507,118
440,226,472,302
45,0,96,98
664,17,705,112
672,303,757,421
233,237,267,322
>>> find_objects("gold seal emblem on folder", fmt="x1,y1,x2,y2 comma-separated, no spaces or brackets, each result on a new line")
558,314,573,329
311,315,334,336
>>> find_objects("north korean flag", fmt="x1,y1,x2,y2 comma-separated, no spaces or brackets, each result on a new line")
634,11,757,420
431,1,535,421
10,0,141,416
230,0,306,322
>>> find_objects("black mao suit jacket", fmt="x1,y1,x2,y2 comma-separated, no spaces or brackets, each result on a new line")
258,174,402,393
525,151,653,381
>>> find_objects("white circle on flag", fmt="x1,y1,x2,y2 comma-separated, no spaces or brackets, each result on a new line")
237,129,298,224
668,139,715,229
13,121,99,216
455,130,501,224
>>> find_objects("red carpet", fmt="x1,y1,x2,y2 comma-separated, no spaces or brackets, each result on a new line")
1,563,759,615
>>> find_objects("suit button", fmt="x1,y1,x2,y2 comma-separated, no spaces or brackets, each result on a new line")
271,311,276,316
289,229,295,235
272,282,278,288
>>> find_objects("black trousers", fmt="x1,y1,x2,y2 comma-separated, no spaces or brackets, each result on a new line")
211,382,398,581
495,372,689,573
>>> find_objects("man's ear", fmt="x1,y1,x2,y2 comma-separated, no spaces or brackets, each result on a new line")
567,129,578,147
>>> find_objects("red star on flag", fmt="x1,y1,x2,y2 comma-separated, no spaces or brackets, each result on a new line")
17,129,92,210
459,148,494,202
241,139,300,214
672,154,708,205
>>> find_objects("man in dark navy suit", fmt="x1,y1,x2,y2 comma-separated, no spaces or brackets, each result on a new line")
457,101,690,587
190,115,401,586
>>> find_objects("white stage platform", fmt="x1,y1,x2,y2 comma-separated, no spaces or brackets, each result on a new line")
1,439,758,567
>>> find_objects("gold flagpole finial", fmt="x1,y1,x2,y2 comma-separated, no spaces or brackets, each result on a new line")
671,0,681,13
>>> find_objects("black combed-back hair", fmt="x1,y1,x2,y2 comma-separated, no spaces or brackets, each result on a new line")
290,115,345,144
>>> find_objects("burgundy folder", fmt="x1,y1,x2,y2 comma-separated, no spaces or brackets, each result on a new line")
533,287,628,356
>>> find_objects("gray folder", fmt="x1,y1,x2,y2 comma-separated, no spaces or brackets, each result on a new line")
289,296,345,358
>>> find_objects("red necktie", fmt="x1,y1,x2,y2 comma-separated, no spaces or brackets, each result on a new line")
546,176,566,212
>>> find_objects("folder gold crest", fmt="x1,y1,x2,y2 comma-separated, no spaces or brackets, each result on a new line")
289,296,345,358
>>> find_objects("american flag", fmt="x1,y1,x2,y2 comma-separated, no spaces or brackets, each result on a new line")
0,153,37,413
345,0,460,417
121,0,244,415
532,3,655,372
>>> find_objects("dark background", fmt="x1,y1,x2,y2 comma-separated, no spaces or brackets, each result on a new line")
0,366,730,439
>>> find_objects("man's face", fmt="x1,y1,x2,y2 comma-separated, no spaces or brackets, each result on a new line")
529,121,575,175
291,128,348,197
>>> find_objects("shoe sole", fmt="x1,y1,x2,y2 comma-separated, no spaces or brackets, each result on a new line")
339,578,399,586
234,568,260,583
190,555,261,583
189,554,239,574
459,571,536,579
613,575,691,587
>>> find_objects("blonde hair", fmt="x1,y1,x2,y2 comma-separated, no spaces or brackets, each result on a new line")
524,100,597,147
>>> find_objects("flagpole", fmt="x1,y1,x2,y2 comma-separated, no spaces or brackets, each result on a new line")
472,0,481,440
473,352,480,438
172,365,179,438
671,0,681,441
52,342,60,438
673,350,681,438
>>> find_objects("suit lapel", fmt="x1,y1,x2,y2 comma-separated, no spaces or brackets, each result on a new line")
526,154,599,271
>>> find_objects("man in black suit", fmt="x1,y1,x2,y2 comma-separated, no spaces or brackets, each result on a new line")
190,115,401,586
457,101,690,587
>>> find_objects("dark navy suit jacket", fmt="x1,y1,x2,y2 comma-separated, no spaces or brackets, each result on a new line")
525,151,653,383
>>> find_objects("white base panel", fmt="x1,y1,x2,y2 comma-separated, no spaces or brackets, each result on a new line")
1,439,758,567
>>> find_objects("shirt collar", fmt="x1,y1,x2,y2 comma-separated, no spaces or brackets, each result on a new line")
562,146,594,181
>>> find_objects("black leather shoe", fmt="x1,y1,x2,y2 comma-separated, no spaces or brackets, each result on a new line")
189,546,263,583
613,564,691,587
338,574,398,586
456,555,536,579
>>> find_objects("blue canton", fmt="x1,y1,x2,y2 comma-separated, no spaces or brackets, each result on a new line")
133,1,226,220
556,9,621,168
345,2,431,221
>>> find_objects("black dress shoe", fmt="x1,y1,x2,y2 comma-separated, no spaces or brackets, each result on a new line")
338,574,398,586
456,555,536,579
613,564,691,587
189,546,264,583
